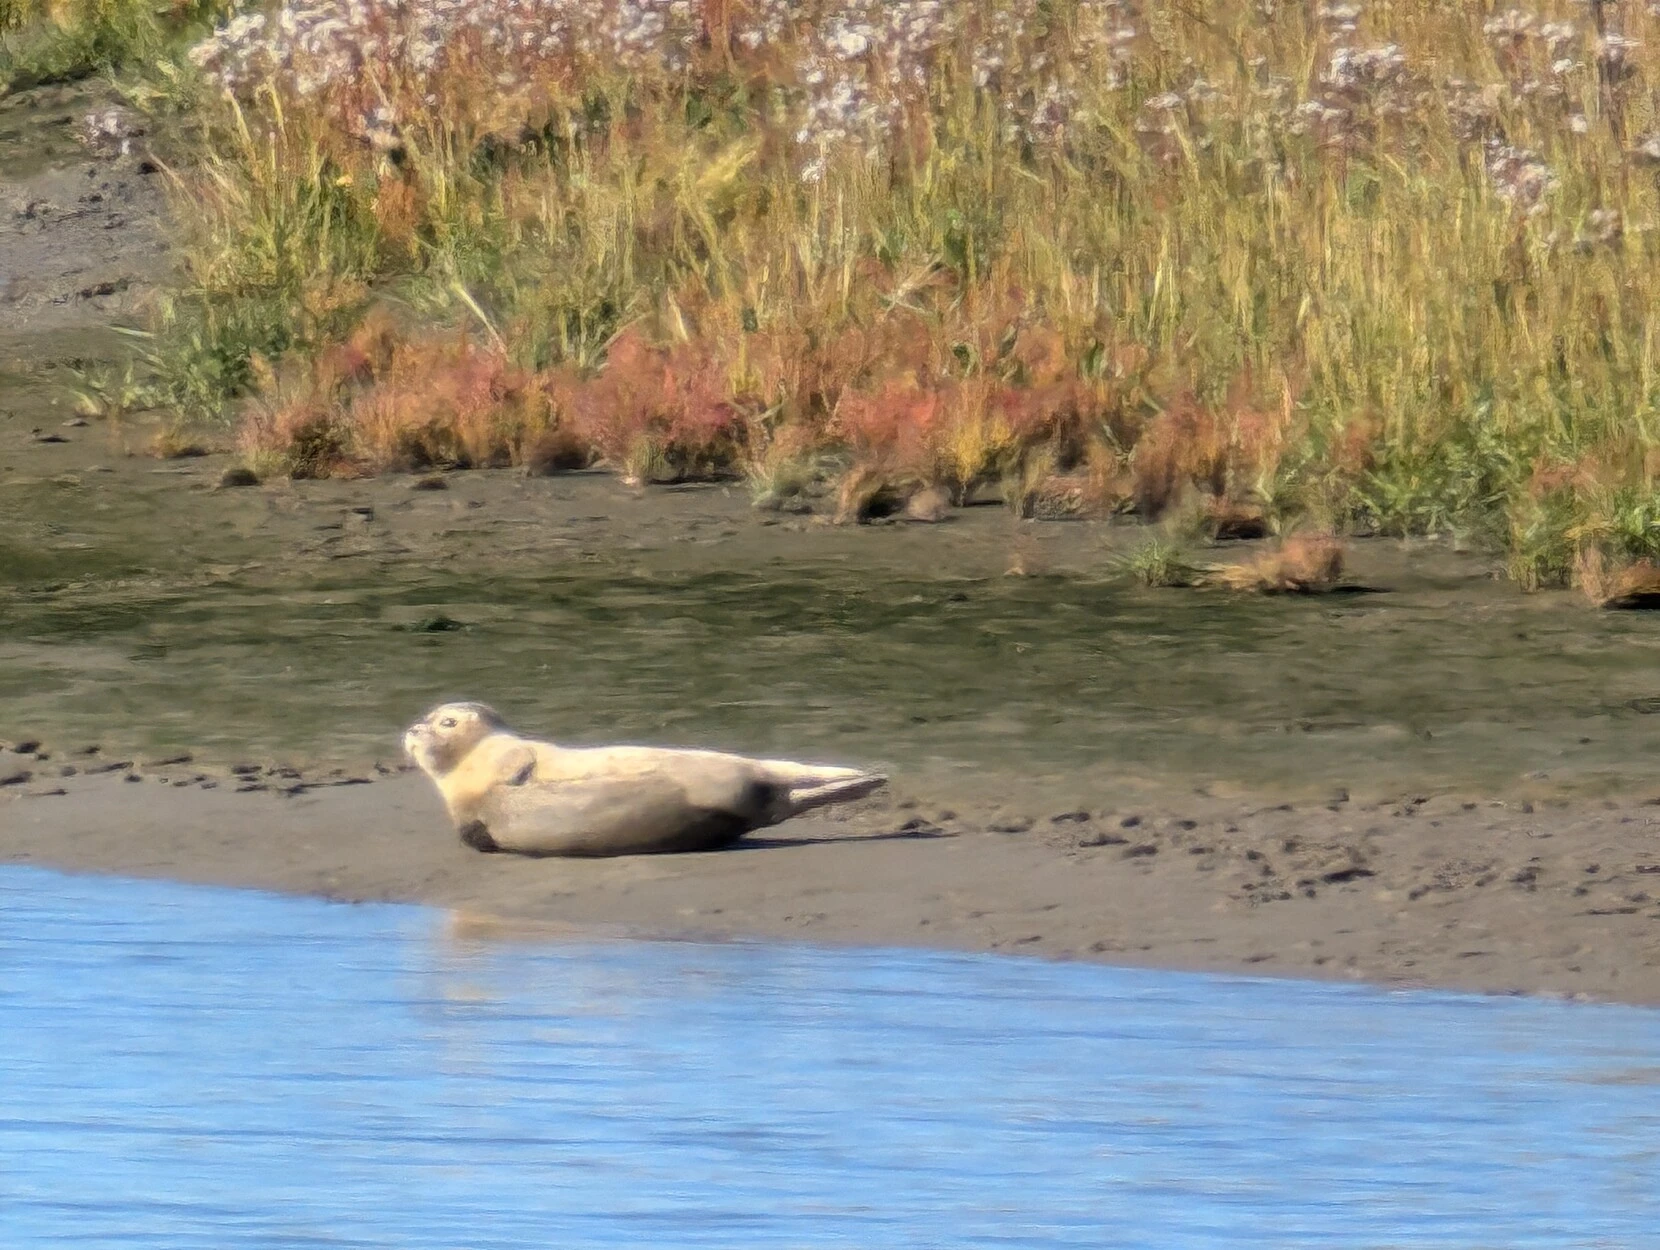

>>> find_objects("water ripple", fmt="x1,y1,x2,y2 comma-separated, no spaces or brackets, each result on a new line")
2,866,1658,1248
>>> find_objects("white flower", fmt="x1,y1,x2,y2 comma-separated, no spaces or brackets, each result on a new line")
829,28,869,59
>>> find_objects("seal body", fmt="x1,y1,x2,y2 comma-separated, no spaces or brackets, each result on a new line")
403,702,887,856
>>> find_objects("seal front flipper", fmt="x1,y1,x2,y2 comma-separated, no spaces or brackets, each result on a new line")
497,745,537,786
474,775,761,857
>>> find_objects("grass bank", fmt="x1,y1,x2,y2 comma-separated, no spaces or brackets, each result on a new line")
0,0,227,91
116,0,1660,594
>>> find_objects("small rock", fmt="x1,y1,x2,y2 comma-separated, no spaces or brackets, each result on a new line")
1077,832,1129,848
57,765,77,777
0,769,32,786
894,817,943,837
230,763,262,776
218,466,260,488
348,506,374,522
400,615,464,634
63,418,90,428
122,773,141,783
988,816,1033,834
410,475,449,491
11,740,40,755
26,787,68,798
1123,843,1159,858
83,759,132,775
1050,810,1092,824
140,753,192,768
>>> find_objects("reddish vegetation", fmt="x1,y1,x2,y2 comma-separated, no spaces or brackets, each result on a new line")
1212,533,1347,595
239,316,554,477
237,293,1304,532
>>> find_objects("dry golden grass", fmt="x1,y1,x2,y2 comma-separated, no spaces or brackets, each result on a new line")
1209,534,1348,596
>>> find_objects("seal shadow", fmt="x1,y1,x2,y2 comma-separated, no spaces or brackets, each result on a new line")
736,827,959,850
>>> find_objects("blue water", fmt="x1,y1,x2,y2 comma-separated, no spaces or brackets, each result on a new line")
2,867,1658,1248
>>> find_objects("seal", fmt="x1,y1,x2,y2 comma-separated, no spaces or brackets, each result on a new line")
402,701,888,856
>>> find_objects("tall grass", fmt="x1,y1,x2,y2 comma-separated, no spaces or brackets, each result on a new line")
159,0,1660,588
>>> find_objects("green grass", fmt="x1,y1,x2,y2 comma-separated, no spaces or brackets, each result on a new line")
0,0,228,93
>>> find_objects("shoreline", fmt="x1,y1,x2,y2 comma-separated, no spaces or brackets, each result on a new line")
7,749,1660,1007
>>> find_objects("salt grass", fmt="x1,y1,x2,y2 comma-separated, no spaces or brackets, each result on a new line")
146,0,1660,596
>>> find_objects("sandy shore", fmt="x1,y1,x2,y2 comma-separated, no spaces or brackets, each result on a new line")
6,745,1660,1005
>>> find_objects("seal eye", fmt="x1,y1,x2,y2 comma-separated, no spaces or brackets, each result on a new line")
439,716,457,729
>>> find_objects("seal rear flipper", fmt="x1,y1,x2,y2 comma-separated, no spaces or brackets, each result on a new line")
779,772,887,819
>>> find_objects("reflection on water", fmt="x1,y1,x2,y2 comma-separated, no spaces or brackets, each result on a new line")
3,867,1658,1248
8,559,1660,798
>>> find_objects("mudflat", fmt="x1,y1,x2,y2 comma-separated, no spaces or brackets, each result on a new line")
6,750,1660,1006
7,80,1660,1007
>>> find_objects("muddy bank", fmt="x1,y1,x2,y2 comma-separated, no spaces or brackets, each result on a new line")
0,83,168,339
5,749,1660,1006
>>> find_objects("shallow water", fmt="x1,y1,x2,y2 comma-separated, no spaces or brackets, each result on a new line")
3,866,1659,1248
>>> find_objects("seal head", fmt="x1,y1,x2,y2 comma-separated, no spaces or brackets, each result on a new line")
403,701,507,778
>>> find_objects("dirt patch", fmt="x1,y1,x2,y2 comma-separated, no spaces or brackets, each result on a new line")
0,83,169,340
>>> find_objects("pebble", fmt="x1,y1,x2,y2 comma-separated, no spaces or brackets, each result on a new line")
1077,831,1129,847
1,769,33,786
